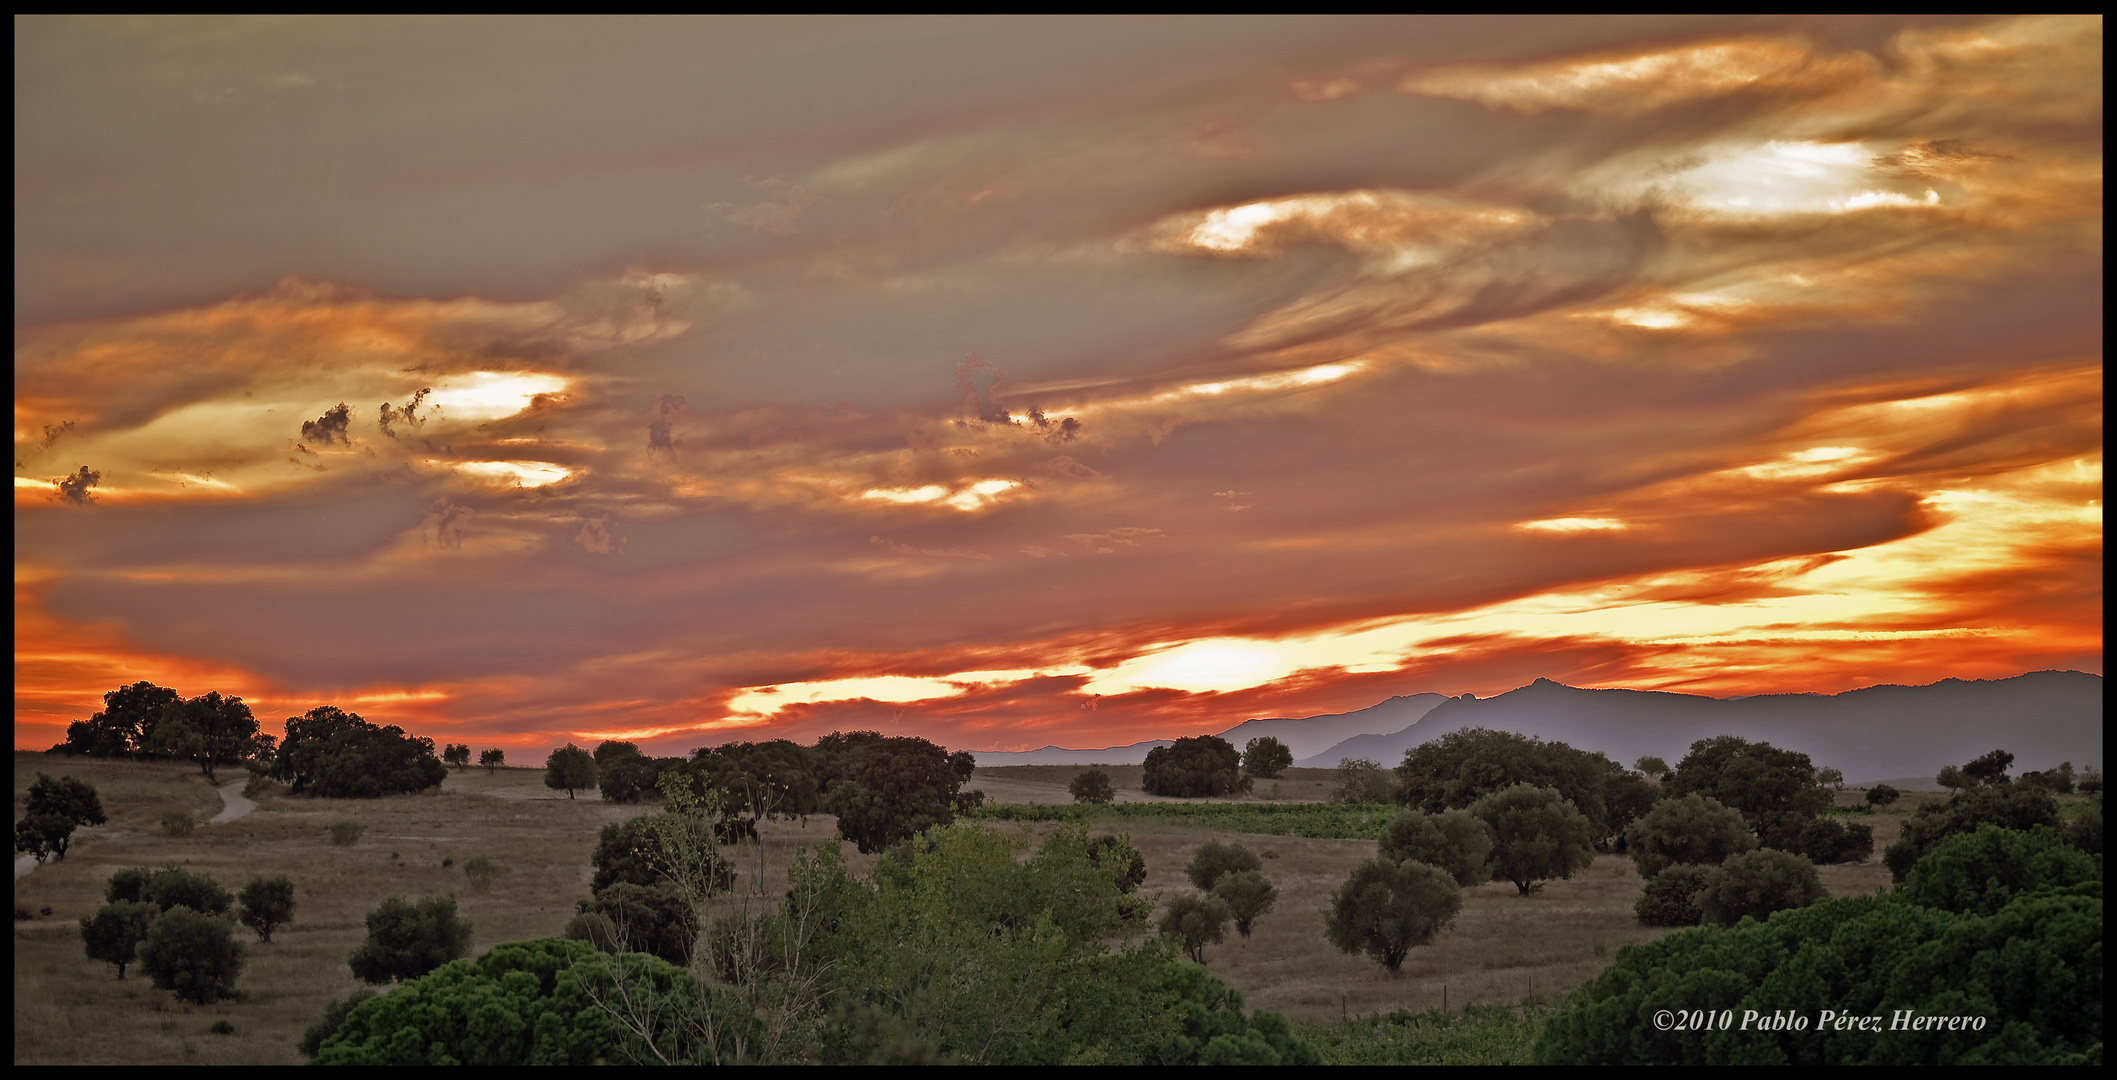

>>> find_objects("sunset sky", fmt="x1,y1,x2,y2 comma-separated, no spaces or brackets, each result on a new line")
14,16,2102,757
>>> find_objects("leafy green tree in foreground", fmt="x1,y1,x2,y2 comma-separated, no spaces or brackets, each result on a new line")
349,894,473,984
14,773,106,862
1324,857,1462,973
1378,807,1494,888
1243,737,1294,779
137,906,246,1004
237,874,297,942
1470,783,1595,895
1697,847,1825,927
1143,735,1246,798
80,900,159,978
1537,825,2104,1065
545,742,598,799
1069,768,1116,805
1623,793,1756,880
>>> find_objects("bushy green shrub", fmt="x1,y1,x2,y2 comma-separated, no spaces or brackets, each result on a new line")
1633,863,1716,927
329,821,364,846
566,882,697,966
1185,840,1262,891
1897,824,2099,916
1697,847,1825,927
1624,794,1755,879
463,856,500,893
1142,736,1245,798
1884,781,2060,880
1379,808,1494,888
1865,784,1901,807
1537,826,2104,1065
160,811,196,837
137,907,246,1004
299,988,376,1058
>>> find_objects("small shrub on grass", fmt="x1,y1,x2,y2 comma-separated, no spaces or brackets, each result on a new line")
210,1020,235,1036
160,811,196,837
242,773,282,800
329,821,365,846
463,856,500,893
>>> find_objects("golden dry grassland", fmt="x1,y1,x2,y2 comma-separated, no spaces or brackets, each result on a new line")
14,753,1906,1065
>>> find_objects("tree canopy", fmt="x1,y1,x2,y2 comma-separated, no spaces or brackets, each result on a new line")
1537,825,2104,1065
1378,807,1495,888
1623,793,1757,880
1396,728,1652,846
349,894,474,984
545,743,598,799
145,691,262,782
52,681,181,756
1069,768,1116,805
813,732,974,853
15,773,106,862
1663,735,1830,849
1884,769,2062,880
1324,856,1462,972
272,706,448,797
1469,783,1596,895
137,907,246,1004
1184,840,1263,891
1143,735,1245,798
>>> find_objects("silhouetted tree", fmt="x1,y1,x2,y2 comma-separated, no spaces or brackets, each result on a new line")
14,774,106,862
545,743,598,799
1865,783,1902,807
1143,735,1245,798
1069,768,1116,805
272,706,448,797
443,744,471,770
54,681,180,756
1242,737,1293,779
146,691,261,782
479,747,505,775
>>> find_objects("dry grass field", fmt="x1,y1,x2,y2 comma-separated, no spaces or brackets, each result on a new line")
15,753,1910,1064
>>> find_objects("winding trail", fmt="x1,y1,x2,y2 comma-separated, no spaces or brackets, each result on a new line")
14,776,258,880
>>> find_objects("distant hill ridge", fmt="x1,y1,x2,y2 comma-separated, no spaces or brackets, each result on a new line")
973,671,2102,783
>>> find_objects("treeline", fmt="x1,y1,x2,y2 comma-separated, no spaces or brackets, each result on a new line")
50,681,448,798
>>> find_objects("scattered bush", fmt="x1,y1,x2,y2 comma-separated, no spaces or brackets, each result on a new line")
329,821,365,846
1212,870,1277,938
1793,815,1873,864
1632,864,1716,927
463,856,501,893
1185,839,1263,891
241,773,282,799
237,874,297,942
1158,892,1232,962
160,811,196,837
1378,807,1494,888
1324,857,1462,973
1468,784,1595,895
1623,794,1756,880
1069,768,1116,805
80,900,160,978
137,906,246,1004
349,894,474,984
1697,848,1824,927
1865,783,1901,807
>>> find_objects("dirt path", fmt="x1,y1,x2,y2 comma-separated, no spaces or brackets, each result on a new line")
210,777,257,823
